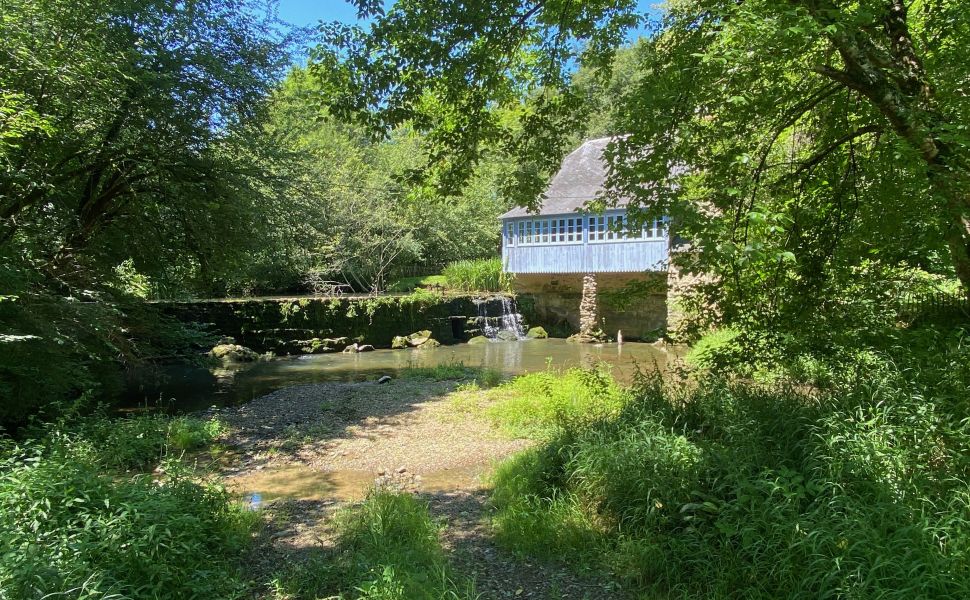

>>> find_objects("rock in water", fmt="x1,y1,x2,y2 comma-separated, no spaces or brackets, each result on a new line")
407,330,432,346
467,335,489,345
391,335,408,349
209,344,258,362
342,343,359,353
416,338,440,349
496,330,518,341
357,344,375,352
526,326,548,339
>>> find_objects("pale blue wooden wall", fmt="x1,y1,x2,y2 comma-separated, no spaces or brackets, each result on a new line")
501,210,669,274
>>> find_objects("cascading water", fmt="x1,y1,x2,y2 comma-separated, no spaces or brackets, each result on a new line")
475,296,526,340
497,296,526,339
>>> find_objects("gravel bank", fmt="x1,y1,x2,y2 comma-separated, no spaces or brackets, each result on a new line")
214,377,620,599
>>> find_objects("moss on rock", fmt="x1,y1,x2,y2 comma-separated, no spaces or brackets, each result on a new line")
209,344,258,362
526,326,548,339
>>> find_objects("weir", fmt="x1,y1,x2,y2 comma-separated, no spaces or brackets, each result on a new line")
474,295,526,339
156,293,537,353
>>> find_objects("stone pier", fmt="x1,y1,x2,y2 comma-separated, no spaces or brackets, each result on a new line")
576,273,602,342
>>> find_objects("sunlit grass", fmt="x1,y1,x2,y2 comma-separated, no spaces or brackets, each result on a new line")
489,347,970,598
270,490,476,600
442,258,512,293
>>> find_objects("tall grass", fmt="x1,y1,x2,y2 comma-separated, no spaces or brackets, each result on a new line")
485,365,630,439
442,258,511,293
489,331,970,598
0,416,253,599
270,491,476,600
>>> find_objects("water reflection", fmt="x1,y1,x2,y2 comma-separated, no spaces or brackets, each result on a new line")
123,339,681,413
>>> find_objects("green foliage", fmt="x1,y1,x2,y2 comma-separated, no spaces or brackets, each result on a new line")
684,265,968,385
0,420,254,599
0,0,288,423
684,328,741,371
261,68,512,295
270,491,475,600
0,0,292,295
43,414,225,471
442,258,511,293
312,1,638,207
401,360,503,388
387,275,448,293
486,366,630,440
491,334,970,598
0,262,217,428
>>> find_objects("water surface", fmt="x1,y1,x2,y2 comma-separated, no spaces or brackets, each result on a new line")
123,339,681,413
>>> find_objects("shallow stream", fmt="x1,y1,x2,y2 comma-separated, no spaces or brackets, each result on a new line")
123,338,681,413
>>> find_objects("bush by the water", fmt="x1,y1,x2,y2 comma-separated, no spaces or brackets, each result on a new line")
489,329,970,598
442,258,511,292
270,490,475,599
0,417,253,599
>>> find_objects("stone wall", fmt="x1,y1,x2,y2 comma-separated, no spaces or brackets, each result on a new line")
156,295,513,354
665,250,720,342
513,272,668,341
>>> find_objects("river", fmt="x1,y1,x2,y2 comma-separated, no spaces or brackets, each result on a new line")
123,338,682,413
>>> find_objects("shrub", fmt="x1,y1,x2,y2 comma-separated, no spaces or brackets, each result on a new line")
442,258,511,292
683,327,741,370
490,342,970,598
0,437,255,599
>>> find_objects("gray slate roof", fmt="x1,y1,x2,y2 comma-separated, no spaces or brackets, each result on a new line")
499,136,631,219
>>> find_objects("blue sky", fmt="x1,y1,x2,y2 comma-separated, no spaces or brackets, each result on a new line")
273,1,661,42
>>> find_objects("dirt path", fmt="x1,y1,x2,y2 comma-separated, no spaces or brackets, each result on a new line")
209,377,619,599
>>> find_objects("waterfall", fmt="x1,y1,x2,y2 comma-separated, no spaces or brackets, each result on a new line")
497,296,526,339
476,296,526,340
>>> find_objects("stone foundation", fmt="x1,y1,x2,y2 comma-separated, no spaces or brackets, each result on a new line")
513,272,668,341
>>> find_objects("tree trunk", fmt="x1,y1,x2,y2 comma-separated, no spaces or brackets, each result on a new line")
804,0,970,296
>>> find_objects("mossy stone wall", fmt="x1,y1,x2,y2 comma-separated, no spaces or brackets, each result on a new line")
156,295,526,353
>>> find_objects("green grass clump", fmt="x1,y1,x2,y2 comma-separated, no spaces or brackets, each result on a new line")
490,332,970,598
387,275,448,293
0,426,255,599
683,327,740,370
442,258,511,292
485,366,631,439
402,361,502,386
270,490,475,599
69,413,225,470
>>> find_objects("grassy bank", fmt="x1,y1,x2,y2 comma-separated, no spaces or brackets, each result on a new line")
484,328,970,598
0,414,253,599
389,258,511,294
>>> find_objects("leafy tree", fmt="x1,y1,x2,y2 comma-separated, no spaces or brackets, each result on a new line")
311,0,640,208
313,0,970,346
0,0,293,424
262,67,514,293
0,0,292,288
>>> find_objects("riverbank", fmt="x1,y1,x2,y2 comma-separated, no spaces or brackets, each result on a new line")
210,372,620,599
